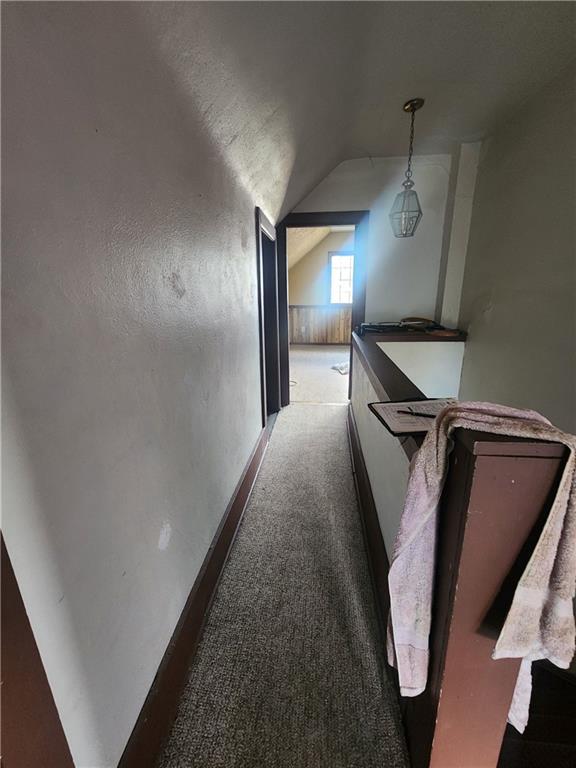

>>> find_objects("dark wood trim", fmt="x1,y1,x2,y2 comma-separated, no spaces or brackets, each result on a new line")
276,225,290,407
255,209,268,427
262,232,281,416
347,405,390,624
352,331,425,459
256,207,286,420
280,211,367,227
359,330,467,342
1,537,75,768
119,423,272,768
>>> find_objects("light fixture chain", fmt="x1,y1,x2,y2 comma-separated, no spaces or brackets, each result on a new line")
406,109,416,180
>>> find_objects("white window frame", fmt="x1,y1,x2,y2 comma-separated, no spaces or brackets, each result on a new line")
329,251,354,305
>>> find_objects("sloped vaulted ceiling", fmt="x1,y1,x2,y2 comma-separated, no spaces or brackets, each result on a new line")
137,2,575,221
287,228,331,269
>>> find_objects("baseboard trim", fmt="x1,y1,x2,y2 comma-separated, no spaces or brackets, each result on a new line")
119,424,272,768
346,403,390,623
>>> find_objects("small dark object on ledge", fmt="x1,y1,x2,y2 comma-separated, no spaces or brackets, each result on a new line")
356,316,464,338
357,318,442,336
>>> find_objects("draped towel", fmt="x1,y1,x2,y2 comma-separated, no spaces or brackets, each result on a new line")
386,402,576,732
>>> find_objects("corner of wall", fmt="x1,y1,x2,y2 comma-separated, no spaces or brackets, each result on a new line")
438,142,482,329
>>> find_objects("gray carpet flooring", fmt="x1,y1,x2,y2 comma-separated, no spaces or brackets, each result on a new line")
158,404,408,768
289,345,350,403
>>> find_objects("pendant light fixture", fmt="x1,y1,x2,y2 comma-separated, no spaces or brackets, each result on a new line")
389,98,425,238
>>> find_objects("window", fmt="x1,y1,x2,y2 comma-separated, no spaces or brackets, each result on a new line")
330,253,354,304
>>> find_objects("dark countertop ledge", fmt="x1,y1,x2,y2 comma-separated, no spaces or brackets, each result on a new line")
351,332,567,462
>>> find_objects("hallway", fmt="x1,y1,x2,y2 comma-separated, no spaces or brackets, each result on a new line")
158,404,408,768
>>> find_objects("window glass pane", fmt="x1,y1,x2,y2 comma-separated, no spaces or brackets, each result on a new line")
330,254,354,304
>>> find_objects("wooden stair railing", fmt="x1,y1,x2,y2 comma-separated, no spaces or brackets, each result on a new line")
350,332,572,767
403,430,567,768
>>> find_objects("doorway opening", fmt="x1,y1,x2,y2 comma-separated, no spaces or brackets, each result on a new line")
277,212,369,405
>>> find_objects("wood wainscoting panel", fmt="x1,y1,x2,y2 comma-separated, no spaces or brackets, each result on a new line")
289,304,352,344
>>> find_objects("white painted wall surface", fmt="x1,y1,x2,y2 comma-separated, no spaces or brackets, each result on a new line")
350,352,410,555
376,342,465,398
440,143,481,328
458,65,576,433
3,6,265,767
295,155,452,321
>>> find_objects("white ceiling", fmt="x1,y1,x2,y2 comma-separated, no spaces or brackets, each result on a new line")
138,2,575,220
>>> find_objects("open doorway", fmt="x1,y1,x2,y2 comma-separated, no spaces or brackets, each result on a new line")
277,211,369,404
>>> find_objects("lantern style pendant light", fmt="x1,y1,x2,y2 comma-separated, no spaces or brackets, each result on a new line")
389,98,425,238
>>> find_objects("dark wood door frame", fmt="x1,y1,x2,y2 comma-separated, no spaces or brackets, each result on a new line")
277,210,370,403
262,232,281,418
275,223,289,407
255,207,282,425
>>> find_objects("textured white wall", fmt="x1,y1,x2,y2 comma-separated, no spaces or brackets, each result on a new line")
295,156,452,321
2,6,264,766
458,66,576,433
440,143,481,328
376,342,465,398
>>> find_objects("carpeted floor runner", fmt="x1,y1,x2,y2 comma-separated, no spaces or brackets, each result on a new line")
289,345,350,403
158,403,409,768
